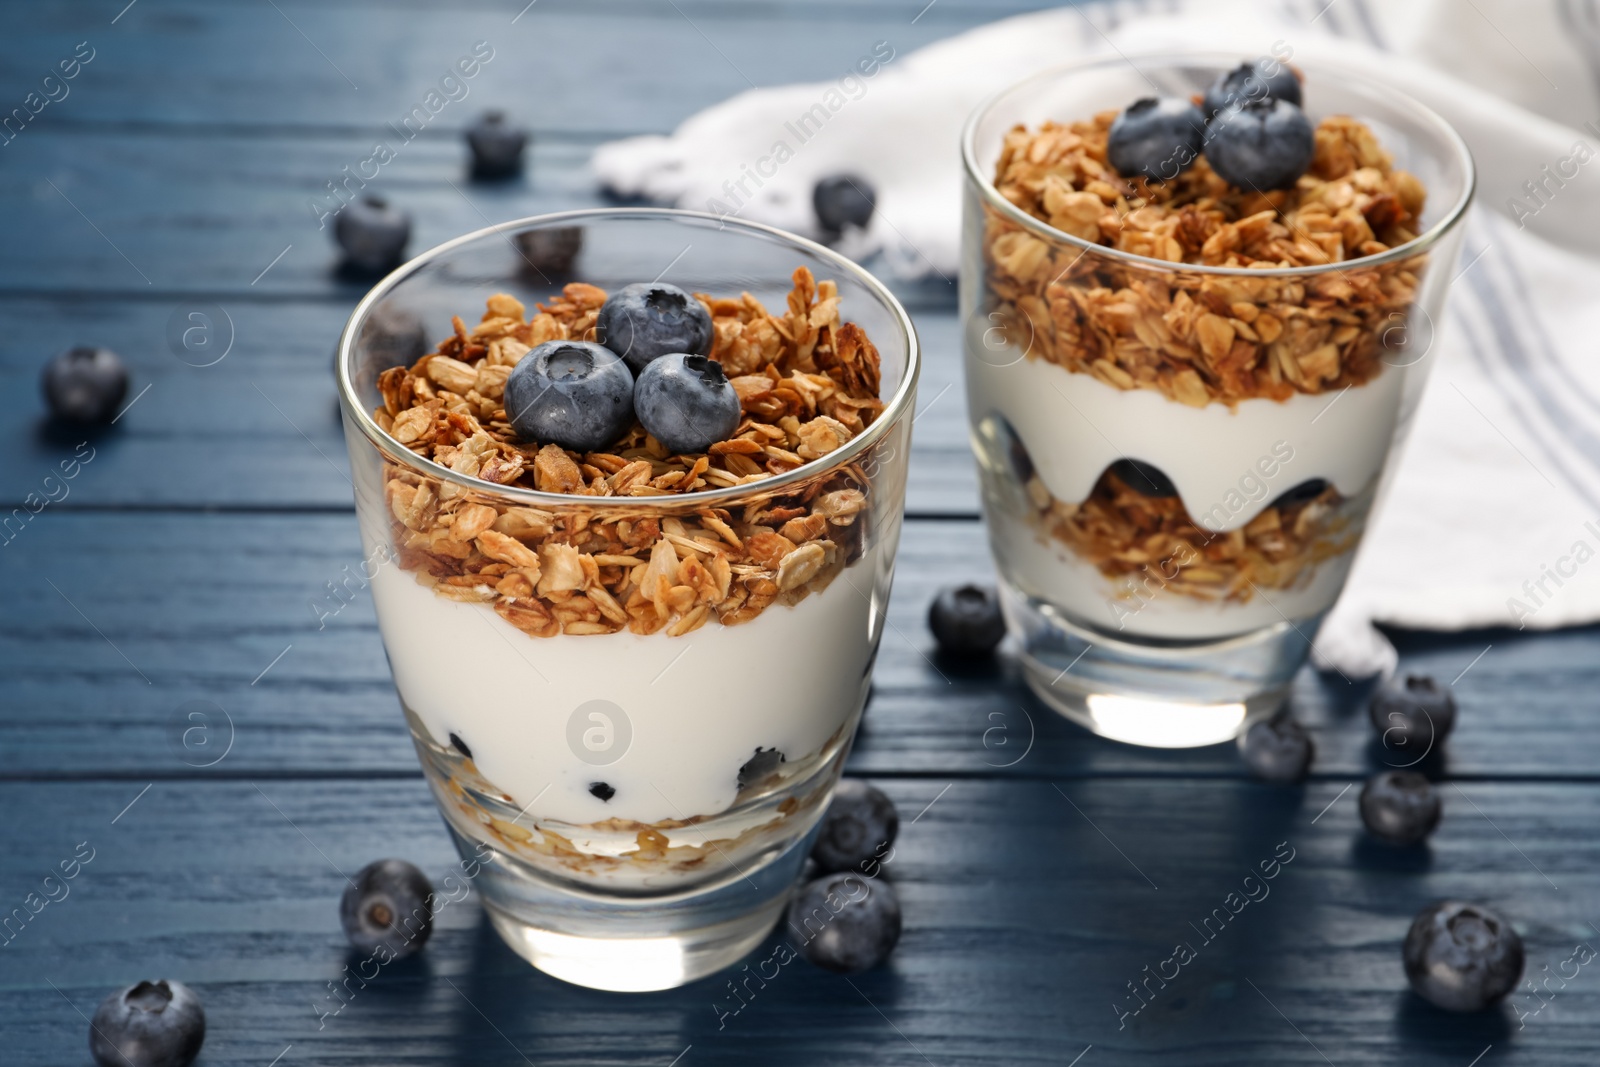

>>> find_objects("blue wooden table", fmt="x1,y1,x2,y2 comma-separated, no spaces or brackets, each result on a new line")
4,2,1597,1064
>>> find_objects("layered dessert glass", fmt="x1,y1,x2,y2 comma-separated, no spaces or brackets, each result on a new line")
961,55,1473,747
336,209,917,990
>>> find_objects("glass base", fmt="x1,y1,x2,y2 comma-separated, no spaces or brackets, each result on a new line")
1002,582,1317,748
452,818,801,991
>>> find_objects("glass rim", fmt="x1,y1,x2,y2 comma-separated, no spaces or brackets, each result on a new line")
336,207,921,509
960,50,1477,279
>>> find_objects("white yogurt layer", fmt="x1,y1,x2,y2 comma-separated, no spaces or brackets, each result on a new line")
964,316,1403,533
965,316,1401,637
368,548,880,827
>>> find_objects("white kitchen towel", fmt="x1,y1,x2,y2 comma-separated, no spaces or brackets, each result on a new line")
594,0,1600,678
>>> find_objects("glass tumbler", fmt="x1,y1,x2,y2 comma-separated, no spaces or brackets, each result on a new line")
336,209,917,990
960,54,1473,747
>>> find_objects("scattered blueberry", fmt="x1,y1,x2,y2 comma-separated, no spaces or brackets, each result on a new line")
738,747,786,790
1238,715,1313,783
812,779,899,874
333,195,412,273
449,732,473,760
514,226,583,275
1109,458,1178,498
1204,98,1316,190
1403,901,1524,1011
595,283,713,375
787,872,902,973
813,174,876,233
358,304,430,369
89,980,205,1067
466,109,529,179
633,352,741,454
1269,478,1330,511
1359,770,1441,845
1202,59,1302,119
589,781,615,802
1106,96,1207,182
339,859,434,958
41,346,128,424
928,584,1006,658
503,340,635,452
1370,674,1457,755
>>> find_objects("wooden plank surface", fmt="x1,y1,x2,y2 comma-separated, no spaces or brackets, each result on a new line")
4,0,1597,1063
4,776,1591,1066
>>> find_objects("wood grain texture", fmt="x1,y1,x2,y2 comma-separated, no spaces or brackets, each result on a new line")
0,512,1586,782
0,0,1055,136
4,1,1596,1063
3,776,1591,1066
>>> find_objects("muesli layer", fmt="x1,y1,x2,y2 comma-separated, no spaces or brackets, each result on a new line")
985,113,1429,407
371,269,887,638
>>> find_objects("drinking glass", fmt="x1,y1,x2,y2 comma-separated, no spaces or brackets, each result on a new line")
337,209,918,989
960,54,1473,747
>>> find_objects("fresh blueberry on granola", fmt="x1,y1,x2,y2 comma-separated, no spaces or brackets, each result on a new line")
503,340,636,452
813,174,877,233
589,781,615,801
1204,97,1316,190
466,109,528,179
1202,58,1302,118
812,779,899,873
788,872,902,973
333,194,412,273
1370,673,1457,752
1403,901,1524,1012
595,282,713,374
1106,96,1207,182
339,858,434,958
634,352,741,454
1359,770,1441,845
42,345,128,424
929,584,1007,658
89,980,205,1067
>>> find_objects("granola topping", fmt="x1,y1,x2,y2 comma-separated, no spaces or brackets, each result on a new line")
984,112,1429,407
371,268,887,637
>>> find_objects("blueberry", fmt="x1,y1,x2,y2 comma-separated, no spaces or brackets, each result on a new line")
1359,770,1441,845
1269,478,1329,511
1204,98,1316,191
503,340,635,452
1109,458,1178,497
1107,97,1207,182
1238,715,1313,783
339,858,434,958
812,779,899,874
465,109,529,179
358,304,429,370
737,747,786,790
813,174,876,233
787,872,902,973
42,346,128,423
595,283,713,375
1370,673,1457,755
449,732,472,760
633,352,741,454
333,194,412,273
589,781,615,801
1404,901,1524,1011
1202,59,1302,119
928,584,1006,658
89,980,205,1067
514,226,583,276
